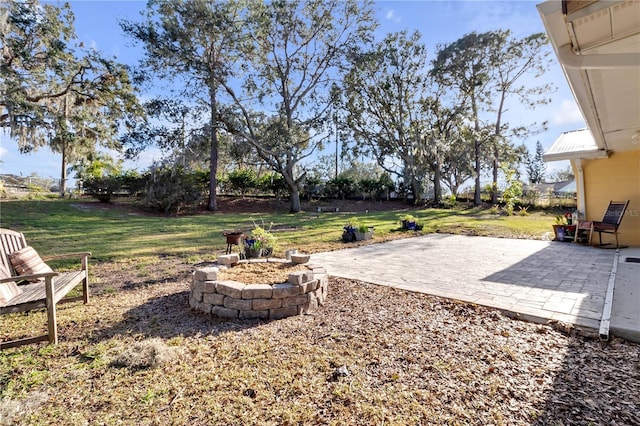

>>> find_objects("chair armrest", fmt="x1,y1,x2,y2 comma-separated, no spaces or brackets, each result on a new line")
42,252,92,261
4,272,59,283
592,221,617,231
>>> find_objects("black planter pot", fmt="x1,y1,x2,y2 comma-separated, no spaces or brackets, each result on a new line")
342,230,356,243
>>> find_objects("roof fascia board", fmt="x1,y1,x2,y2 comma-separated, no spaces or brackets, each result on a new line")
543,149,610,162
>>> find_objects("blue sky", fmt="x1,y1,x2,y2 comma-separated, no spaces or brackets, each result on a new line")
0,0,583,186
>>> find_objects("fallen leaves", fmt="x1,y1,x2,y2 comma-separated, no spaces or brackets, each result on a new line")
1,272,639,425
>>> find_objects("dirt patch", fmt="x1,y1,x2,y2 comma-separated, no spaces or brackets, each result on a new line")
90,256,194,294
217,261,310,285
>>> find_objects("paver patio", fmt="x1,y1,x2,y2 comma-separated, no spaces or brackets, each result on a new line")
311,234,617,332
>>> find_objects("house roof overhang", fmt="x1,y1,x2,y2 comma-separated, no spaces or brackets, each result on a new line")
543,128,610,161
537,0,640,159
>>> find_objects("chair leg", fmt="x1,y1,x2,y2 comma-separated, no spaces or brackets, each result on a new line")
44,278,58,344
82,256,90,304
46,302,58,344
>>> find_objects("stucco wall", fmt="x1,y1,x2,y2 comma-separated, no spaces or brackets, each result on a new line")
580,151,640,247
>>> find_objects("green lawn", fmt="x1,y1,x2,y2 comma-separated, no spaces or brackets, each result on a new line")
3,198,635,426
0,198,556,266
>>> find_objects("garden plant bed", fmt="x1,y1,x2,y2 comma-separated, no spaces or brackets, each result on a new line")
189,258,329,320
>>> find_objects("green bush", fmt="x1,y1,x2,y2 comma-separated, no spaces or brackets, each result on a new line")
325,175,356,200
301,175,323,200
84,176,123,203
258,172,288,199
501,168,523,216
376,173,396,200
227,169,258,196
144,167,206,213
119,171,148,197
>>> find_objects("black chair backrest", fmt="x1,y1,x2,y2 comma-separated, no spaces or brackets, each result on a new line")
601,201,629,226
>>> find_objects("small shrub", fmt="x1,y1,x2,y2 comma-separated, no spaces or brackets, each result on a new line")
258,172,288,199
301,175,323,200
501,167,523,216
83,176,122,203
443,194,458,208
376,173,396,201
325,175,356,200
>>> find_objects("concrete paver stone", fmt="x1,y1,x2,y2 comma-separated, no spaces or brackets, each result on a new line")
312,234,640,342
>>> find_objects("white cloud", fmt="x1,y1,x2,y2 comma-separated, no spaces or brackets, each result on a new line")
553,99,585,125
385,9,401,24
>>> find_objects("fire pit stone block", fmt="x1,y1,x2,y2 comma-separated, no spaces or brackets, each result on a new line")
191,259,328,319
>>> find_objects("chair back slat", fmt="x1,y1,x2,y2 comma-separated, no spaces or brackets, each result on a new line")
0,228,28,276
601,201,629,226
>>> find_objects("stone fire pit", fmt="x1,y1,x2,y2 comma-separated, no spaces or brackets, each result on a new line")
190,254,328,320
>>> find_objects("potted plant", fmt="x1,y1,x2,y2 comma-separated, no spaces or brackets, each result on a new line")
565,212,573,225
244,224,278,258
552,213,575,242
552,215,566,241
400,214,417,230
342,218,358,243
355,223,374,241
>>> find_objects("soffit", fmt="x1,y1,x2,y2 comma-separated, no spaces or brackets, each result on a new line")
538,0,640,155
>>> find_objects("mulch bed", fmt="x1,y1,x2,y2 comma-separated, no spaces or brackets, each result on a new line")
2,259,639,425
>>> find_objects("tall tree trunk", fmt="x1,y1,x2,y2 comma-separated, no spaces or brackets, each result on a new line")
471,92,482,206
282,162,301,213
491,93,506,205
208,85,218,211
60,144,67,197
289,186,301,213
59,95,69,197
491,152,499,204
285,176,301,213
474,139,482,205
433,163,442,205
411,176,421,205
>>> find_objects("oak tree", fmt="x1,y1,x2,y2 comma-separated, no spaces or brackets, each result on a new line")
217,0,377,212
1,0,140,195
